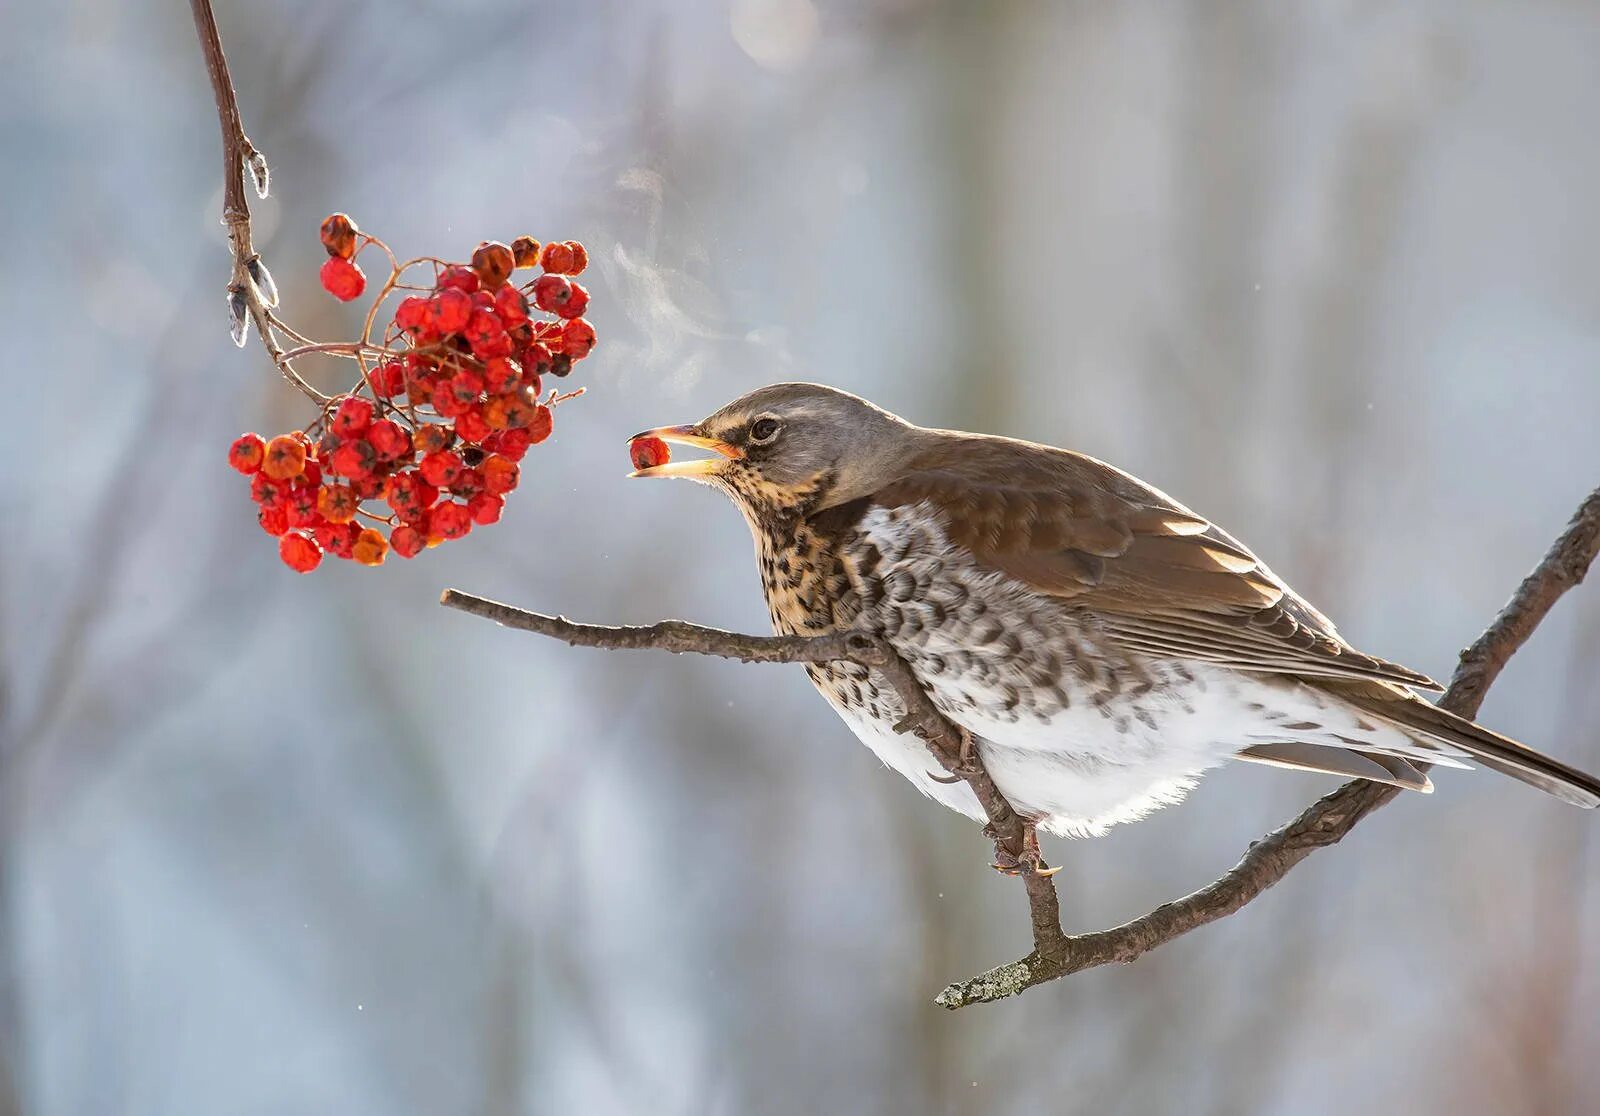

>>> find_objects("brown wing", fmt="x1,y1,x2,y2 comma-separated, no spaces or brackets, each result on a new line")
874,432,1442,691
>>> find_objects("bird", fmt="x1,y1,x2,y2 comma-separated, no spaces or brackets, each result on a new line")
629,383,1600,848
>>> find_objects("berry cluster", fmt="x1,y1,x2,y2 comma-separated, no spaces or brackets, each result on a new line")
230,215,597,572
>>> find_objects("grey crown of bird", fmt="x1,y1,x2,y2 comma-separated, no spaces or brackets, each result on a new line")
631,382,1600,838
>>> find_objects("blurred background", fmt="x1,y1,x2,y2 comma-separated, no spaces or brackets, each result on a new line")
3,1,1600,1113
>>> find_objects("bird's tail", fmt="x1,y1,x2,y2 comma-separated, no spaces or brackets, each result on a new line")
1347,687,1600,808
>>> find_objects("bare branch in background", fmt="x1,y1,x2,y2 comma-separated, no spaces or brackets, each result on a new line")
442,483,1600,1008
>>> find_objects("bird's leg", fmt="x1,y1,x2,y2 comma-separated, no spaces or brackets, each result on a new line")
985,819,1063,878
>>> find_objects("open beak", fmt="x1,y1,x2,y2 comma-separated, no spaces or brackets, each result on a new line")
627,424,745,479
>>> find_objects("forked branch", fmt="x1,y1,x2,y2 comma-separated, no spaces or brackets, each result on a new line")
441,483,1600,1008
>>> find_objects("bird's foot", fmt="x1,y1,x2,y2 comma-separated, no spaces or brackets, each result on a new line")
985,821,1061,877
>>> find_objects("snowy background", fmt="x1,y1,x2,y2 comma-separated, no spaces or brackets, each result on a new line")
3,2,1599,1113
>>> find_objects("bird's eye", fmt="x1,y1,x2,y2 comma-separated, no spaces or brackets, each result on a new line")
749,417,781,443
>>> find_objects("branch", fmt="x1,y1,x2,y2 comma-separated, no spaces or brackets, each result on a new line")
438,589,1067,956
936,483,1600,1007
442,483,1600,1009
189,0,325,402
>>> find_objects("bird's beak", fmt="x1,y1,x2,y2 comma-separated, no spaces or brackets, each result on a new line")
627,424,745,479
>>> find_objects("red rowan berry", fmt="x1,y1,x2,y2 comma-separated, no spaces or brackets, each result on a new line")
481,356,520,395
539,241,576,275
527,403,554,444
531,273,571,313
555,282,589,320
560,318,597,359
318,484,360,524
390,525,425,559
455,408,491,444
630,436,671,471
435,288,472,334
494,427,532,461
229,433,266,474
395,297,429,333
468,493,504,525
316,521,361,559
258,504,289,536
319,256,366,302
279,531,324,573
430,501,473,540
352,528,389,566
262,434,307,481
419,450,464,488
330,439,378,479
481,455,520,496
331,395,375,438
439,264,479,293
367,419,411,461
564,241,588,275
494,285,530,325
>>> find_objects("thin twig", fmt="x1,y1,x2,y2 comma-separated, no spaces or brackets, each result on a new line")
189,0,326,403
439,588,1066,955
441,484,1600,1008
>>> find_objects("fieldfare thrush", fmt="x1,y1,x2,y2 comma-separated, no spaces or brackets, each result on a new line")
632,383,1600,838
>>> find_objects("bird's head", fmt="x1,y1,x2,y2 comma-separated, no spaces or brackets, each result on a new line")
629,382,916,522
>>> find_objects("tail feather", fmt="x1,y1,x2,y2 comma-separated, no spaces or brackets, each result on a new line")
1345,688,1600,809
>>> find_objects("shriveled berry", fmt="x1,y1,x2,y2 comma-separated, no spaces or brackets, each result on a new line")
429,381,467,418
229,433,266,474
471,241,515,289
279,530,324,572
352,527,389,566
539,241,576,275
560,318,597,358
262,434,307,481
320,256,366,301
630,436,671,471
391,525,425,559
555,282,590,320
511,236,541,268
330,395,375,437
547,353,574,378
531,273,571,313
468,493,504,525
319,213,358,259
